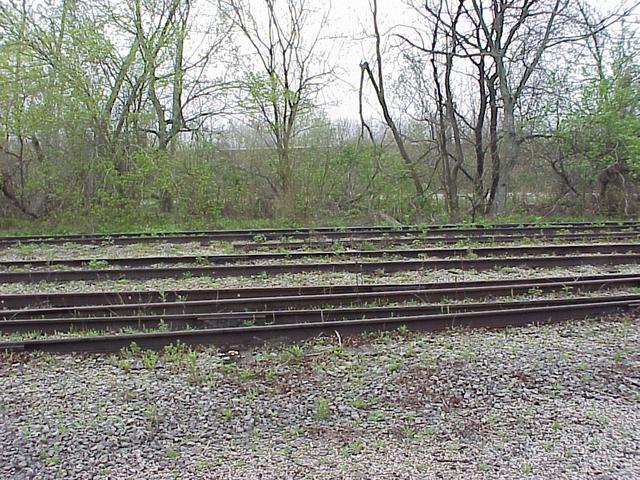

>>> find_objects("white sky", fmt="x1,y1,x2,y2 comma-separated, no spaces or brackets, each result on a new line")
311,0,635,120
180,0,636,129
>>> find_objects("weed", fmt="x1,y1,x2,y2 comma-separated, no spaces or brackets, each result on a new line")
342,440,364,456
10,330,44,341
401,426,417,439
186,351,201,384
87,259,109,270
465,247,478,259
222,363,237,374
367,411,384,423
118,358,132,372
142,350,159,370
221,408,234,421
422,426,437,436
580,372,593,383
253,234,267,243
371,439,385,450
388,359,402,373
527,287,543,296
144,404,161,429
331,241,346,252
613,350,625,362
124,341,140,355
459,349,477,362
164,340,189,363
244,389,258,402
285,344,304,363
314,398,331,420
360,240,376,251
396,324,409,335
166,449,179,460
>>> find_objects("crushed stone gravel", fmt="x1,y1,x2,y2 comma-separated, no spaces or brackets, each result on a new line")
1,264,639,296
1,318,638,479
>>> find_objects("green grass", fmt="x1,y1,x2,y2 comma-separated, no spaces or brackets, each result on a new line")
314,398,331,420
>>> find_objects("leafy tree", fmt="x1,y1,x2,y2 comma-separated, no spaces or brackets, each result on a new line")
560,47,639,211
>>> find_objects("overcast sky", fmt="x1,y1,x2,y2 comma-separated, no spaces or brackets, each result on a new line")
307,0,636,120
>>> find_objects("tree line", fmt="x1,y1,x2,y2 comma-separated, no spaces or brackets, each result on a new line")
0,0,638,227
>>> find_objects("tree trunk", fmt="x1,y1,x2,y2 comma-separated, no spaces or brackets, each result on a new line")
493,99,519,215
485,75,500,214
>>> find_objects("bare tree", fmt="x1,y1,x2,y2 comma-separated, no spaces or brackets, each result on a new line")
360,0,426,202
127,0,230,151
221,0,332,217
395,0,490,220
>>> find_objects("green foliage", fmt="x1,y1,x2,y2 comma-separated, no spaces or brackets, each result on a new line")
141,350,159,370
560,57,640,178
86,259,109,270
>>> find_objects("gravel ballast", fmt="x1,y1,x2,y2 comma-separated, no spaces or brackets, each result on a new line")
1,318,638,479
2,263,640,296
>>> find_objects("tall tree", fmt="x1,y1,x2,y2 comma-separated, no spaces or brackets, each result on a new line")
221,0,331,217
360,0,426,202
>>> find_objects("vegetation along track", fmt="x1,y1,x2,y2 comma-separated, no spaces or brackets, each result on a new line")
2,274,640,352
1,221,638,246
233,231,640,250
2,273,639,319
2,242,640,270
2,288,639,335
2,253,640,283
2,272,636,311
2,299,637,353
3,223,639,353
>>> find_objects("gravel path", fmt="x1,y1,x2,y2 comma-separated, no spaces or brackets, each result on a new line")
1,318,638,479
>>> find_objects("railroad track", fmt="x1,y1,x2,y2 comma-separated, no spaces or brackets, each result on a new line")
1,222,638,246
3,273,638,320
2,298,637,353
2,253,640,283
2,287,638,334
2,272,636,311
233,231,640,251
2,221,639,354
2,242,640,270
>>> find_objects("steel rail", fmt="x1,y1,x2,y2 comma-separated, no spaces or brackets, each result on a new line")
2,300,636,353
2,272,637,311
2,294,639,334
3,275,638,320
233,232,640,251
1,224,638,246
1,253,640,284
2,242,640,270
2,220,638,241
2,253,640,284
